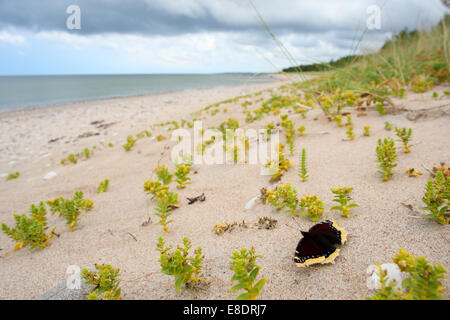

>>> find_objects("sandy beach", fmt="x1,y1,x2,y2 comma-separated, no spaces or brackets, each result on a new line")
0,77,449,300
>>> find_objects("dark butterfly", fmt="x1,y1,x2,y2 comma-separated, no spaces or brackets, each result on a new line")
294,220,347,267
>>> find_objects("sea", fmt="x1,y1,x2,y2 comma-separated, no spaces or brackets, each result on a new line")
0,73,275,110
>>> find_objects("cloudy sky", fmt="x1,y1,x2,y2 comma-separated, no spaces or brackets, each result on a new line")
0,0,448,75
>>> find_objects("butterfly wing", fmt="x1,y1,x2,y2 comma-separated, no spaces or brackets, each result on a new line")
308,220,347,245
294,236,337,267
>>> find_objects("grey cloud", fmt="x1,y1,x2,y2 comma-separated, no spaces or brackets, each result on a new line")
0,0,447,69
0,0,447,36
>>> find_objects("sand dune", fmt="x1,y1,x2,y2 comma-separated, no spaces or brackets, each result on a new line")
0,79,449,299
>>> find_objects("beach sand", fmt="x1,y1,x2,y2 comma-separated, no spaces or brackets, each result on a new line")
0,78,449,300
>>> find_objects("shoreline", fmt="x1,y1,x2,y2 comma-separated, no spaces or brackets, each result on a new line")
0,73,285,116
0,78,288,165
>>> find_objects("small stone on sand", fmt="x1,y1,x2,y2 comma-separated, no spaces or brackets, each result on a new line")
43,171,57,180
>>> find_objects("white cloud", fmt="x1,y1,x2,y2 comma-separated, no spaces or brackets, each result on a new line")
2,0,448,73
30,29,386,72
0,30,27,46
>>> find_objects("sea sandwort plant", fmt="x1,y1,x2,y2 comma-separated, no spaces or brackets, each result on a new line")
346,125,355,140
265,182,299,216
265,143,292,183
280,115,295,155
421,171,449,225
122,135,136,151
61,147,95,165
144,179,169,200
81,264,122,300
395,127,413,153
174,164,191,189
263,122,275,141
46,191,93,231
229,247,268,300
331,186,358,218
376,138,397,181
154,165,173,185
136,130,152,139
157,237,207,293
333,115,344,127
96,179,110,194
384,121,392,131
297,125,306,136
6,172,20,181
298,195,324,222
1,202,55,251
156,134,167,141
346,115,353,126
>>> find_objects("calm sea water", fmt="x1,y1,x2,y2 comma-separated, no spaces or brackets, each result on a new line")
0,73,274,110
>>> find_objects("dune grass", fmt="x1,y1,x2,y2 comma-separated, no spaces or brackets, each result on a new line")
288,15,449,117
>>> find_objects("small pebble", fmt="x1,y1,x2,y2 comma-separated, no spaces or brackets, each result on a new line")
43,171,57,180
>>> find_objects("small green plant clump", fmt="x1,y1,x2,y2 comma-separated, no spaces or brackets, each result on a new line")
384,121,392,131
154,189,179,235
174,164,191,189
375,102,386,115
229,247,268,300
376,138,398,181
264,182,324,222
333,114,344,127
180,119,194,128
219,118,240,136
81,264,122,300
61,147,95,165
298,148,308,182
143,179,169,200
367,248,447,300
156,134,167,141
263,122,275,141
6,172,20,181
411,75,433,93
395,126,413,153
1,202,55,251
346,125,355,140
122,135,137,151
265,182,299,216
363,125,371,136
345,115,353,126
330,186,358,218
265,143,293,183
96,179,110,194
421,171,449,225
154,165,173,185
297,125,306,136
136,130,152,139
46,191,93,231
280,115,295,155
298,195,324,222
156,237,207,293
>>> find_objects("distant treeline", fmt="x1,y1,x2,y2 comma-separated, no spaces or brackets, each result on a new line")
282,54,362,72
282,14,449,73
